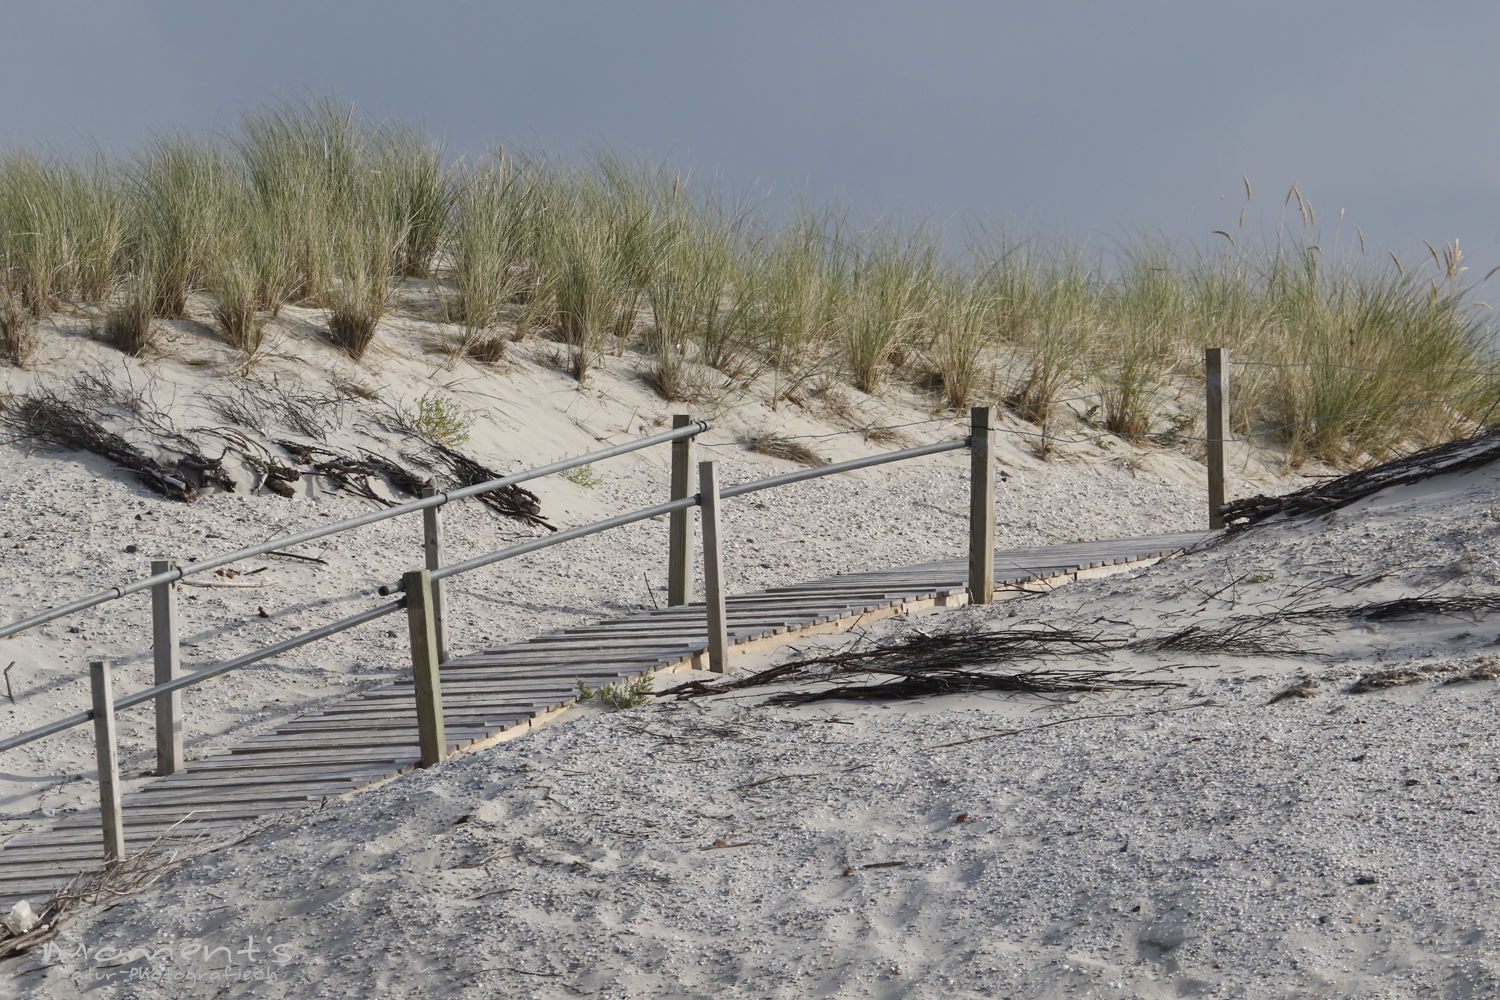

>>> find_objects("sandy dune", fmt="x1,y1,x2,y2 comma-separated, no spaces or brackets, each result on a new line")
10,317,1492,996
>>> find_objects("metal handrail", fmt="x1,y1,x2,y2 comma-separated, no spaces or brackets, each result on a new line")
0,421,709,641
0,421,710,757
0,600,407,754
720,438,968,498
0,432,965,756
0,410,989,865
380,496,701,594
377,437,971,594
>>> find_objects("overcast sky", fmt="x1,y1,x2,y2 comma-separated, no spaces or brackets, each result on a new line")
3,2,1498,288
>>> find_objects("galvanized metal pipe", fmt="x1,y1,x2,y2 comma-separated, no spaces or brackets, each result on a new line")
0,599,405,753
380,437,971,593
718,437,970,499
112,600,406,711
3,434,964,754
380,496,701,594
0,421,709,641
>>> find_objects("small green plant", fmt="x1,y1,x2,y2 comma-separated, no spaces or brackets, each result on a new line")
1247,571,1275,584
575,675,653,708
405,391,474,446
563,463,603,487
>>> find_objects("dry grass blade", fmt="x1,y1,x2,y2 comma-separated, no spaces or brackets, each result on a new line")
746,436,827,467
0,288,38,367
1269,678,1319,703
1138,593,1500,659
1129,614,1331,656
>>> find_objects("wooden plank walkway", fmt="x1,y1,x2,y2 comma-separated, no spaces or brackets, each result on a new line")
0,530,1211,905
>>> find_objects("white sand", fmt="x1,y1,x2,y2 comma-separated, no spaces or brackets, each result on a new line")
0,310,1244,837
9,308,1483,997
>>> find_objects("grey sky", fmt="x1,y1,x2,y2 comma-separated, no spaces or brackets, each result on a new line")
3,2,1498,287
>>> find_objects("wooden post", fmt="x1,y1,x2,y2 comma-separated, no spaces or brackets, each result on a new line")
698,461,729,673
1205,348,1229,529
968,406,996,604
404,569,447,767
90,660,126,863
667,414,693,606
150,559,183,776
420,487,448,664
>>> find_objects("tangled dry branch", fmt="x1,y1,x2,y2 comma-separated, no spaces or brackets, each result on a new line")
660,626,1179,706
1219,425,1500,528
0,830,196,961
0,390,232,501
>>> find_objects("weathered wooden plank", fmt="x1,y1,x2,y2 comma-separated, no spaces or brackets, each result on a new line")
448,653,691,668
183,750,421,769
277,712,534,730
516,638,702,653
125,784,353,805
0,532,1201,898
272,719,529,738
232,731,495,753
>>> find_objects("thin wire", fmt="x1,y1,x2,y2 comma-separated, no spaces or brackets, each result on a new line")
996,385,1498,447
697,415,958,447
1017,358,1207,410
700,358,1206,447
709,356,1497,450
1231,359,1500,377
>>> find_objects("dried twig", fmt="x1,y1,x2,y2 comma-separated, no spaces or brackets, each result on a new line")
1220,426,1500,528
661,625,1177,706
746,436,827,467
0,390,231,501
0,820,214,960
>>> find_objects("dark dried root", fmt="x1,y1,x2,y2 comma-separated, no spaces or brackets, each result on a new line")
661,625,1174,705
1,391,231,501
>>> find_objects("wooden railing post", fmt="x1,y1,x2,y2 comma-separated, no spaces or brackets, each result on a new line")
420,487,449,664
1205,347,1229,529
968,405,996,604
404,569,447,767
89,659,125,862
698,461,729,673
667,414,693,606
150,559,183,776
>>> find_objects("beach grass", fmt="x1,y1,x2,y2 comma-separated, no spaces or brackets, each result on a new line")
0,98,1494,463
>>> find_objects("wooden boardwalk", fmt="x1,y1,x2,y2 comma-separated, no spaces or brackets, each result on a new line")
0,530,1211,906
